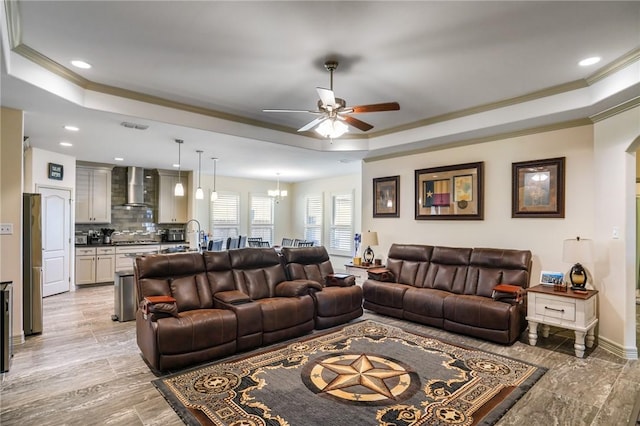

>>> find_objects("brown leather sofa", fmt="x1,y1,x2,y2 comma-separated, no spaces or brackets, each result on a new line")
281,246,363,329
363,244,532,344
134,247,361,371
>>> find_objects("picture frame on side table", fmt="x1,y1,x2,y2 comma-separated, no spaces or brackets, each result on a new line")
373,175,400,218
540,270,564,286
512,157,565,218
414,162,484,220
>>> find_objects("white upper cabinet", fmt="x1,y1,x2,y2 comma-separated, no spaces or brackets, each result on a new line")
76,166,112,223
157,170,188,224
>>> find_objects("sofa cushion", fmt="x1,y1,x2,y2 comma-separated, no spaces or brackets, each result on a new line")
135,253,213,310
465,248,532,297
422,247,471,293
255,296,315,332
155,309,236,355
403,287,451,319
229,248,289,298
443,295,513,331
203,251,236,294
386,244,432,286
281,246,336,284
362,281,411,309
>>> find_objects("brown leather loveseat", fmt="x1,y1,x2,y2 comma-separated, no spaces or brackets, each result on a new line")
134,247,362,371
363,243,532,344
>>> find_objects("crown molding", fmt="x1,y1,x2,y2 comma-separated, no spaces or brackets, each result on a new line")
3,0,20,48
590,96,640,123
364,118,592,163
8,39,639,144
586,47,640,85
13,44,90,87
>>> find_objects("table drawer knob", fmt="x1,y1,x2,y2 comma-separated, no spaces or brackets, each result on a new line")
544,306,565,313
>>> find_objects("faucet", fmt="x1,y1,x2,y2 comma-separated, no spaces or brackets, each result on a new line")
184,219,202,252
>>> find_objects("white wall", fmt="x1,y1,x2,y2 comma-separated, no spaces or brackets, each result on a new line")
292,173,362,271
363,125,594,276
594,105,640,359
190,174,293,244
24,147,76,194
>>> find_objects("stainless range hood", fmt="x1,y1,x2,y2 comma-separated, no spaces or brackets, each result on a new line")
124,166,147,206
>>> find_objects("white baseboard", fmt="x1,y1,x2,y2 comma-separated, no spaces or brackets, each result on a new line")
598,335,638,360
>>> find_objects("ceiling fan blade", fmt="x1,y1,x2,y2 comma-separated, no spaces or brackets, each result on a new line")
297,116,328,132
263,109,321,114
343,115,374,132
348,102,400,114
316,87,336,108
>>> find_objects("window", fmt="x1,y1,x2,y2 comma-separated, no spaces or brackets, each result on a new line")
329,192,353,255
304,195,323,246
250,194,274,244
210,192,240,240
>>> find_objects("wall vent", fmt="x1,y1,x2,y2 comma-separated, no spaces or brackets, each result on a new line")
120,121,149,130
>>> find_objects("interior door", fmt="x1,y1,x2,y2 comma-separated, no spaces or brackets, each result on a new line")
40,187,71,297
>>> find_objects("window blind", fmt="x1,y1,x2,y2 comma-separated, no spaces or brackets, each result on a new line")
210,192,240,240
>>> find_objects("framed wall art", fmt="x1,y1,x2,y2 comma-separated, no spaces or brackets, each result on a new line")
512,157,565,218
373,175,399,218
414,161,484,220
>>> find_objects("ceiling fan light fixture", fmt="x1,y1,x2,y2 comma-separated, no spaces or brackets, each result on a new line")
315,119,348,139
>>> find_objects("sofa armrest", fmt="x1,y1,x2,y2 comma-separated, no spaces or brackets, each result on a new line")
275,279,323,297
140,295,178,321
367,267,395,282
491,284,524,304
215,290,253,305
325,273,356,287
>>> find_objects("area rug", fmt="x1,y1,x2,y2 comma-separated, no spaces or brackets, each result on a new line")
153,320,546,425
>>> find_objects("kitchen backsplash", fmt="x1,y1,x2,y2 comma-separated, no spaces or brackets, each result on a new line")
75,167,184,237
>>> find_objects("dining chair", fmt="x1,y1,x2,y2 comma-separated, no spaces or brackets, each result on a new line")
258,240,271,247
281,238,294,247
297,241,314,247
238,235,247,248
292,238,303,247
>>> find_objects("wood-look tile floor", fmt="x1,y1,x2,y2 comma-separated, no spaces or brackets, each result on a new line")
1,285,639,425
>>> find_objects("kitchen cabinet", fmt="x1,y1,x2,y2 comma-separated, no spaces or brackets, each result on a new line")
76,166,112,223
75,248,97,285
95,247,116,283
157,170,188,223
75,246,116,285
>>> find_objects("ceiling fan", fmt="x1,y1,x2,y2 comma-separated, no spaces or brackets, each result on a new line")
263,61,400,138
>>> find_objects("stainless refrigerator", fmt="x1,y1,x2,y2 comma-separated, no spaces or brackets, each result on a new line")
23,193,43,336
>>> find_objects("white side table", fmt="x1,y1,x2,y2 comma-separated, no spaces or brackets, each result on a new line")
344,263,383,286
526,285,598,358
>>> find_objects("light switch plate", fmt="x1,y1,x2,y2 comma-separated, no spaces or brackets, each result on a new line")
0,223,13,235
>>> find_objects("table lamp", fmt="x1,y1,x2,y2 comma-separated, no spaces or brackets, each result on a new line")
361,231,379,265
562,236,594,290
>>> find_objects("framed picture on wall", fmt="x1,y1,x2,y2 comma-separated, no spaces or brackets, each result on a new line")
373,175,400,217
512,157,565,218
414,161,484,220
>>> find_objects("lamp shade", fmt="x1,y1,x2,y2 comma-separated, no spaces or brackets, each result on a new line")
562,237,594,264
362,231,379,247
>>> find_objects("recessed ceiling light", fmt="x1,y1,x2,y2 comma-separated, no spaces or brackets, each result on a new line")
71,60,91,69
579,56,601,67
114,157,124,161
64,125,79,131
59,142,73,147
172,163,180,168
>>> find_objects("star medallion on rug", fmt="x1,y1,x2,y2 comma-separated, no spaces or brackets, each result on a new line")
153,320,546,426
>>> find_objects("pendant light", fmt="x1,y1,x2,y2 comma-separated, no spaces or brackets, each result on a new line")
174,139,184,196
210,157,219,201
195,150,204,200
